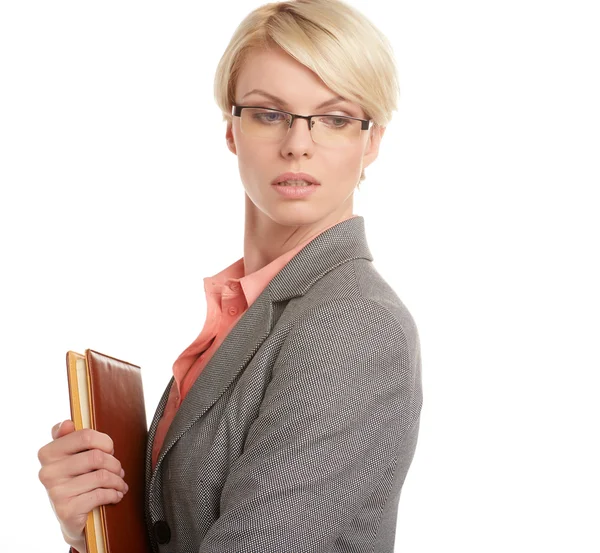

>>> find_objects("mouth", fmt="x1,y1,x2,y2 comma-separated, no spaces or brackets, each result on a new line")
274,179,318,187
271,178,320,198
272,172,321,186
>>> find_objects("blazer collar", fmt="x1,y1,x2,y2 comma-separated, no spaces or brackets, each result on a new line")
267,215,373,302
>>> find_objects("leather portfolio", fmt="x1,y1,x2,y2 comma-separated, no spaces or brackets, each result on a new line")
66,349,150,553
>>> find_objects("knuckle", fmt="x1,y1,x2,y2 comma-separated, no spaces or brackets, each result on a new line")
89,448,104,467
94,487,108,505
96,469,110,484
79,429,94,448
38,466,48,485
47,486,61,504
37,446,47,465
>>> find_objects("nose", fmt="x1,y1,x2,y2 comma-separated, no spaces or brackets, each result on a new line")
280,116,315,158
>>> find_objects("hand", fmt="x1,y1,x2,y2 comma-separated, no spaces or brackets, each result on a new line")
38,420,129,549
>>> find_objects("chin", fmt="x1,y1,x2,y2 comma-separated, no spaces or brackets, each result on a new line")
260,202,327,227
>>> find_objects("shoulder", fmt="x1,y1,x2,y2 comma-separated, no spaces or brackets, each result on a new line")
277,258,421,383
291,257,420,357
273,262,422,426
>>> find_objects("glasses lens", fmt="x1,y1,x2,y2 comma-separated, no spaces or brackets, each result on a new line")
240,108,291,140
311,116,362,146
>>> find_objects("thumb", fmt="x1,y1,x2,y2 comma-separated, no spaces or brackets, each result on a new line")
51,419,76,440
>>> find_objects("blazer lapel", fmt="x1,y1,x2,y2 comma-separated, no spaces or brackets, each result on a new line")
151,290,274,475
146,215,373,482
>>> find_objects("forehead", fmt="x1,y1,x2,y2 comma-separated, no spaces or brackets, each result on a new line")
235,47,362,115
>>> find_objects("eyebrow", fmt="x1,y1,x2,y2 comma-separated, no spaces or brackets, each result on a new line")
240,89,350,111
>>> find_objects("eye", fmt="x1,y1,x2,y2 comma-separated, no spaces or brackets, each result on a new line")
319,116,351,128
253,110,287,124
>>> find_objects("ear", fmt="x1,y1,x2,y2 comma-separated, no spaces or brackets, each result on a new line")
362,125,386,170
226,119,237,155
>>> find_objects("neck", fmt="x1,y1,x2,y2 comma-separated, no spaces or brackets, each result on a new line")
242,194,354,275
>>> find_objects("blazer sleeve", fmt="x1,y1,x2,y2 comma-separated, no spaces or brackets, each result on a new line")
199,297,422,552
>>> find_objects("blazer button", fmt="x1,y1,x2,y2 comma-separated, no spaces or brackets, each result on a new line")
153,520,171,544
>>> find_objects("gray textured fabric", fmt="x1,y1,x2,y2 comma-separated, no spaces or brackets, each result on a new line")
144,216,423,553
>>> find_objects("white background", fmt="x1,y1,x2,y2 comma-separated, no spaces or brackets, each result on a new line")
1,1,598,551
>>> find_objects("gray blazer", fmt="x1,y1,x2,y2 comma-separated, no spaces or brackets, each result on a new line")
144,216,423,553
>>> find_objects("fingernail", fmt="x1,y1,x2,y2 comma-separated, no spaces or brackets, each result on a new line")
124,483,129,493
53,421,63,437
117,491,124,499
120,468,125,478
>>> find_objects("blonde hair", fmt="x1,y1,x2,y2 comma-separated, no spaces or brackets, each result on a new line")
213,0,399,183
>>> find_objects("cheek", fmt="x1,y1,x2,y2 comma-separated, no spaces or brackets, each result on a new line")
233,132,266,175
324,147,365,182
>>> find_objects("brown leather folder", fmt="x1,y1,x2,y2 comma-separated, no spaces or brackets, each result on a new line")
66,349,150,553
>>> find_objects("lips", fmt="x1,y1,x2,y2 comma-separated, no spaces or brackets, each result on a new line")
272,172,321,185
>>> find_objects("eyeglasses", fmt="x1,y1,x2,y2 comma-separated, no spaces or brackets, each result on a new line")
232,105,372,147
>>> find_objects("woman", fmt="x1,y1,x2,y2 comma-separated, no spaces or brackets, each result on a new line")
38,1,423,551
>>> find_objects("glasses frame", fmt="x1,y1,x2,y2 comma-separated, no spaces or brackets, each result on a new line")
232,105,373,143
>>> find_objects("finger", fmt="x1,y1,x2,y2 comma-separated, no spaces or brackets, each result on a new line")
76,487,125,513
71,429,114,455
66,467,129,498
40,448,124,488
49,467,129,510
51,421,64,440
52,420,76,440
39,429,114,465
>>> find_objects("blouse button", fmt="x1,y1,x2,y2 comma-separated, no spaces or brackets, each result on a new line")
228,306,238,316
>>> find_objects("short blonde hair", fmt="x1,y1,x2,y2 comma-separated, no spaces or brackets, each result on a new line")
213,0,399,182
